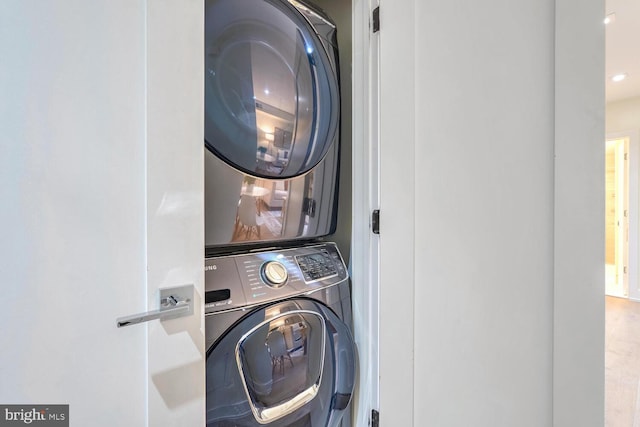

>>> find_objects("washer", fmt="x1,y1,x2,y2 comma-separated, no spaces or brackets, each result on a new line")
205,243,356,426
204,0,342,250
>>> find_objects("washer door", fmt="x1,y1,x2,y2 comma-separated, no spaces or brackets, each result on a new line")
204,0,340,179
206,299,355,426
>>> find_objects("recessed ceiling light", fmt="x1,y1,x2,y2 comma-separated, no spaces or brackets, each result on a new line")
264,89,270,95
612,73,627,82
604,12,616,25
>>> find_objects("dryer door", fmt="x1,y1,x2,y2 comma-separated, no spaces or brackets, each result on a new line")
206,299,355,426
204,0,340,179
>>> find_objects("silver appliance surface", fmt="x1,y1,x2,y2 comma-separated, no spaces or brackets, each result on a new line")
205,243,355,427
205,243,347,315
204,0,342,250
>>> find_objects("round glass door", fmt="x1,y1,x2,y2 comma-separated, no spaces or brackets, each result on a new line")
204,0,340,179
206,299,355,426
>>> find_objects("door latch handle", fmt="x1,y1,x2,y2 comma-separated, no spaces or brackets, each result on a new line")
116,284,194,328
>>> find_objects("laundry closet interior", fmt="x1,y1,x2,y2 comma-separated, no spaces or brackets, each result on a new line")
203,0,366,426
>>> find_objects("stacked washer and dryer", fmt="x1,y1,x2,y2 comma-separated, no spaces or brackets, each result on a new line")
204,1,356,426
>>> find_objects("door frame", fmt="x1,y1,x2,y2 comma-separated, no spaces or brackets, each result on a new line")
605,135,630,298
350,0,381,426
607,130,640,301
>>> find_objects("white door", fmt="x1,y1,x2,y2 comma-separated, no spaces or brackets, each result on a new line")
376,0,604,425
0,1,204,426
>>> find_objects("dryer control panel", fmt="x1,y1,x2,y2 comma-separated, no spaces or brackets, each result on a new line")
204,243,348,314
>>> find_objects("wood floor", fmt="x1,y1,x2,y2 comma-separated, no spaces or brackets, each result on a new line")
606,296,640,426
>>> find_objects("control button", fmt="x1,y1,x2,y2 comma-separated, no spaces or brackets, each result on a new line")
261,261,288,287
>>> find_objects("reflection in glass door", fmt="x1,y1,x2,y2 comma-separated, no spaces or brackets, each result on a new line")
605,137,629,297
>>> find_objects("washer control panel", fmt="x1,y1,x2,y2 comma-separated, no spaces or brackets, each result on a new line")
205,243,347,314
295,252,339,282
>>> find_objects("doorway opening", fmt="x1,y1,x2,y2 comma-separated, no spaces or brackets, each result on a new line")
605,136,629,298
604,131,640,425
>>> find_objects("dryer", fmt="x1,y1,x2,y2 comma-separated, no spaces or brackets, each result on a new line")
204,0,342,251
205,243,356,426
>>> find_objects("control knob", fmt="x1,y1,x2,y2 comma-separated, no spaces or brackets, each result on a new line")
261,261,288,287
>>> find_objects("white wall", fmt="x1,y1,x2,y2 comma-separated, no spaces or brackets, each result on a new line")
554,0,605,423
378,0,604,425
607,96,640,132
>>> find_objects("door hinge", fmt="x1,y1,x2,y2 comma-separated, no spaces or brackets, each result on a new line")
372,209,380,234
371,409,379,427
625,153,628,160
624,266,628,274
372,7,380,33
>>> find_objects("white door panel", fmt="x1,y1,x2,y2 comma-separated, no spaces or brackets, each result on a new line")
0,0,148,425
146,0,204,425
0,1,204,425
